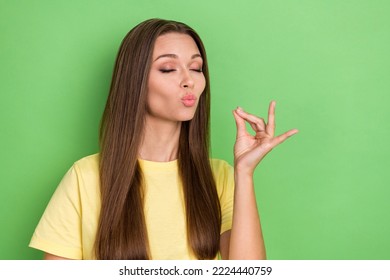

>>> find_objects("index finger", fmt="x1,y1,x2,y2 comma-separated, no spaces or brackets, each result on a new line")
266,101,276,136
233,109,249,139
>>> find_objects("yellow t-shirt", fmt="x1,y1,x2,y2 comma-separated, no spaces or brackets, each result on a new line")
29,154,234,259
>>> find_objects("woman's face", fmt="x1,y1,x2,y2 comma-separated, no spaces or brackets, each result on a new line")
146,32,206,123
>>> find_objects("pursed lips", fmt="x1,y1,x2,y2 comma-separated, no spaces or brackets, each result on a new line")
181,94,197,107
181,94,196,101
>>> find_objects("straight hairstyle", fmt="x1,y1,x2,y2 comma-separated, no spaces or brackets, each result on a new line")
95,18,221,259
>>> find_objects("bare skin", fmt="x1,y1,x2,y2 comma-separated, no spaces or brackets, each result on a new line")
225,101,298,259
44,253,70,260
42,34,298,260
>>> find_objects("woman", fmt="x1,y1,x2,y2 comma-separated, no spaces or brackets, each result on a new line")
29,18,298,260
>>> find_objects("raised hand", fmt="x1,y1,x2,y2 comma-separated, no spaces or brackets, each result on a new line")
232,101,298,175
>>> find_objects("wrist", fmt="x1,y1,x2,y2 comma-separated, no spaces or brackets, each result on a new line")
234,167,255,190
234,165,254,178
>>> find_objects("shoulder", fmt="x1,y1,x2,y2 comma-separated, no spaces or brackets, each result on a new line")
210,158,233,175
59,153,100,194
70,153,100,179
209,158,234,193
73,153,99,171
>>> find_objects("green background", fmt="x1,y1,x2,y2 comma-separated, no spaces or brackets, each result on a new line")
1,0,389,260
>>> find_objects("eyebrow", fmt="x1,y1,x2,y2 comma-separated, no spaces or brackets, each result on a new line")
153,53,202,62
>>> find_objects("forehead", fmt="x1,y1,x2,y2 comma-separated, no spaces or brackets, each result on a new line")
153,33,200,58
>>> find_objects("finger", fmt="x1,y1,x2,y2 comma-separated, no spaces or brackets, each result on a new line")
271,129,299,147
235,107,266,132
232,109,248,138
266,101,276,137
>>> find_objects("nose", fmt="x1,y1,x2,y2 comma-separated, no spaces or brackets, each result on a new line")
180,69,194,89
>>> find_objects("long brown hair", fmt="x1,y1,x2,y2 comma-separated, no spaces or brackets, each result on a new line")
95,18,221,259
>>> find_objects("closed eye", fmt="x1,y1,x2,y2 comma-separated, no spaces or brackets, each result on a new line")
191,69,203,73
159,69,176,73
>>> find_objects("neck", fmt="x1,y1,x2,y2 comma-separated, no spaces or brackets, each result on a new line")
139,116,181,162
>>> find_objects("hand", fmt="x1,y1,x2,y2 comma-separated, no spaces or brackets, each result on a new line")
232,101,298,175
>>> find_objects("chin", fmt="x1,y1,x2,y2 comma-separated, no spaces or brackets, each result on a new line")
179,116,196,122
176,108,198,122
177,112,197,122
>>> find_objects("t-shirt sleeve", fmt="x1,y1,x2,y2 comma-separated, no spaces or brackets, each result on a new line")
216,161,235,234
29,165,83,259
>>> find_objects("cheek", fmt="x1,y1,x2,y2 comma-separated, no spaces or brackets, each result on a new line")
147,79,174,110
197,75,206,94
147,75,165,99
148,73,176,95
